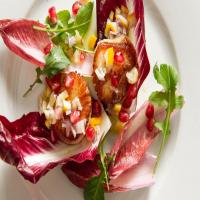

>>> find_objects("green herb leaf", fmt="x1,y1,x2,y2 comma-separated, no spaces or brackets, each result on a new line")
73,2,93,36
98,140,109,189
149,91,168,107
150,64,184,173
153,64,178,90
84,175,105,200
57,10,70,28
23,67,43,97
84,137,112,200
175,95,184,109
43,46,70,78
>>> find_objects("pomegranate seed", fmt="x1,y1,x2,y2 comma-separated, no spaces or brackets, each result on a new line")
44,43,53,55
111,74,119,87
80,51,86,62
146,118,155,132
119,110,129,123
45,74,62,94
86,125,96,142
122,97,132,108
127,84,137,99
70,110,80,124
145,103,154,119
64,76,74,88
114,51,124,63
48,6,57,24
92,99,102,117
72,1,82,15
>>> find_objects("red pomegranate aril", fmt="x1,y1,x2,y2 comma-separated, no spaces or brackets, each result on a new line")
146,118,154,132
127,84,137,99
86,125,96,142
80,52,86,62
72,1,82,15
44,43,53,55
114,51,124,63
70,110,81,124
122,97,132,108
92,99,102,117
45,74,62,94
119,110,129,123
48,6,57,24
111,74,119,87
145,103,154,119
64,76,74,88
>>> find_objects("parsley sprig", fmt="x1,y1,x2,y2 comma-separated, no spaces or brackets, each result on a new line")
34,2,93,36
149,64,184,172
23,46,70,97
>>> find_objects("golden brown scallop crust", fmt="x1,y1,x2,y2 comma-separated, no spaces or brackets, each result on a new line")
93,35,139,108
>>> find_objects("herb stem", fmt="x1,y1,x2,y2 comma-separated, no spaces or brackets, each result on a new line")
75,46,95,54
153,90,172,173
23,78,41,97
33,21,90,33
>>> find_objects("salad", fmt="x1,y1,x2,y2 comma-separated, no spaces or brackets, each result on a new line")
0,0,184,199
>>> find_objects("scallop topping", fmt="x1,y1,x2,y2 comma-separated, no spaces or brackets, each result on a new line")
93,35,139,122
40,72,97,145
104,5,137,39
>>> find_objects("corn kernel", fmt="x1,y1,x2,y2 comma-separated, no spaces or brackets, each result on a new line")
128,13,137,27
121,5,129,15
45,119,51,129
105,47,114,67
109,11,114,21
88,34,97,50
105,21,118,37
115,7,121,15
113,103,122,114
116,14,128,28
89,117,102,127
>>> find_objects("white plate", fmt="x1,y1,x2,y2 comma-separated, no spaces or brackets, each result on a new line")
0,0,200,199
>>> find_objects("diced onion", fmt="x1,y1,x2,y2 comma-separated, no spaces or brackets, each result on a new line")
95,67,106,81
126,67,139,84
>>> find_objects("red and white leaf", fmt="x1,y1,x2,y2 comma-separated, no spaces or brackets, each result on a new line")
0,109,111,183
109,153,156,192
109,102,165,179
0,19,51,66
0,19,12,29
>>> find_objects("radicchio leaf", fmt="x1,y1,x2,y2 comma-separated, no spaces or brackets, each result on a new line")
109,153,156,192
62,102,164,192
62,153,156,192
0,109,111,183
96,0,150,92
0,19,51,66
0,19,12,28
109,102,165,179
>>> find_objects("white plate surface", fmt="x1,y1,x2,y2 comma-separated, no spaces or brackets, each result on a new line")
0,0,200,199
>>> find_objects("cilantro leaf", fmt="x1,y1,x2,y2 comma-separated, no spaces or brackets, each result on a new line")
150,64,184,172
149,91,168,107
43,46,70,78
74,2,93,36
84,175,105,200
175,95,184,109
35,2,93,37
153,64,178,90
57,10,70,28
23,46,70,97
